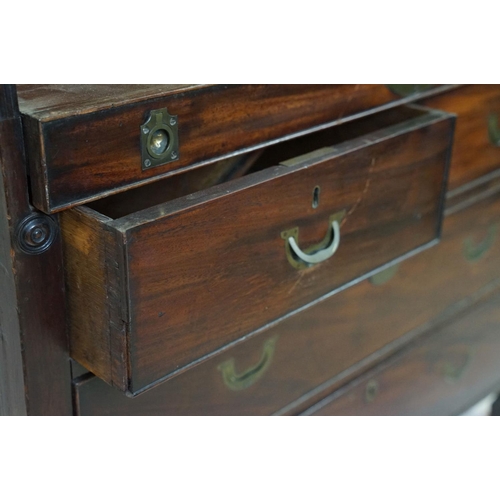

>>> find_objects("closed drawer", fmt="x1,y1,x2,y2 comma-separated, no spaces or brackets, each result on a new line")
62,105,453,396
73,187,500,415
305,291,500,416
423,85,500,191
18,84,454,213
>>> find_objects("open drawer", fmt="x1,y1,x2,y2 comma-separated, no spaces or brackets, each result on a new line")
61,106,455,395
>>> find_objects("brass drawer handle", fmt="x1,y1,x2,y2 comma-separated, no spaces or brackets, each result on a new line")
441,350,473,383
281,211,345,269
218,336,278,391
289,220,340,264
386,84,435,97
488,113,500,147
463,224,497,262
369,264,400,286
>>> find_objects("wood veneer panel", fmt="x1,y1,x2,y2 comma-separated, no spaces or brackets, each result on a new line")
74,187,500,415
66,107,453,395
424,85,500,191
0,85,72,416
17,84,201,120
18,84,457,212
306,291,500,416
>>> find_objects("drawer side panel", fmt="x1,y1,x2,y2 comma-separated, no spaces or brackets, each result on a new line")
61,208,126,389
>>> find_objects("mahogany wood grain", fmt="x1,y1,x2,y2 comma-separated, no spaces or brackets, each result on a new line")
17,84,201,120
60,207,120,387
0,85,72,415
18,84,457,213
64,106,453,396
73,186,500,415
423,85,500,191
305,291,500,416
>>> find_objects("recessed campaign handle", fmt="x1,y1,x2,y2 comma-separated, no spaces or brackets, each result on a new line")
288,220,340,265
282,211,346,270
218,337,278,391
463,224,497,262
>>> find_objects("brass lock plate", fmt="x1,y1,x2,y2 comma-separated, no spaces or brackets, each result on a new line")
140,108,179,170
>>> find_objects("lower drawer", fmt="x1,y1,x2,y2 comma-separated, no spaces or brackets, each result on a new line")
305,291,500,416
74,188,500,415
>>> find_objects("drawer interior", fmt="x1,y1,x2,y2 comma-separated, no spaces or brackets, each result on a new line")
87,106,432,220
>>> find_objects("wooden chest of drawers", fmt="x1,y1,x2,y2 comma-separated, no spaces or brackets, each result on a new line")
2,84,500,416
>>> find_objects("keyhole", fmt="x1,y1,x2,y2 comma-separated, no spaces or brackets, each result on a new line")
312,186,320,209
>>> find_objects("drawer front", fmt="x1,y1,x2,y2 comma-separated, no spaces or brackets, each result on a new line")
306,291,500,416
20,84,453,213
423,85,500,191
74,189,500,415
62,107,453,394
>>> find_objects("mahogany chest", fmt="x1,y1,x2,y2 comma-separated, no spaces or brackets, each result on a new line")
1,84,500,415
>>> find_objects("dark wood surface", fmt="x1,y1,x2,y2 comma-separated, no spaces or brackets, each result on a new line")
18,84,457,213
17,84,202,120
3,84,500,416
60,206,119,388
121,108,452,394
62,106,452,394
424,85,500,192
0,85,72,415
0,85,26,415
73,183,500,415
305,290,500,416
